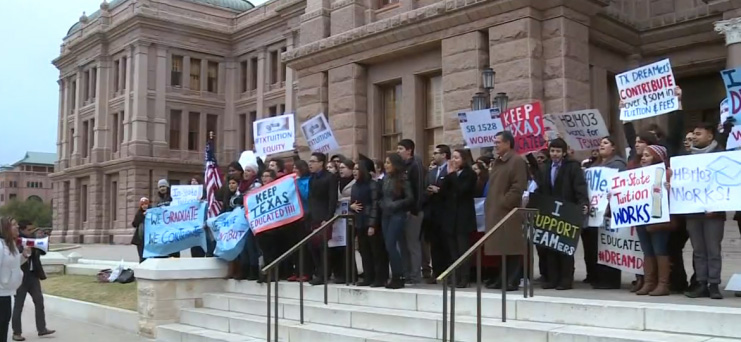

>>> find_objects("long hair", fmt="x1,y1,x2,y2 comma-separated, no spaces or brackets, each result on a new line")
0,216,18,255
386,153,407,196
596,136,621,165
294,160,310,177
356,160,371,183
453,149,474,168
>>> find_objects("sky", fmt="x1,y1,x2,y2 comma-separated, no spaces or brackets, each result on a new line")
0,0,267,166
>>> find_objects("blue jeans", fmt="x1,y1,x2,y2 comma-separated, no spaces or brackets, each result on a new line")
382,213,407,278
636,226,670,257
241,230,260,267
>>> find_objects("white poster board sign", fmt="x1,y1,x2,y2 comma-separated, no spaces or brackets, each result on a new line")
608,164,670,229
458,109,505,148
616,59,679,121
328,200,349,248
669,150,741,213
253,113,295,156
170,185,203,206
548,109,609,151
585,167,619,227
475,198,486,233
301,113,340,153
598,219,644,275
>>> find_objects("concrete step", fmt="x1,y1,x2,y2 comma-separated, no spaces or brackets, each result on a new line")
158,323,263,342
65,260,139,276
180,301,719,342
226,280,741,339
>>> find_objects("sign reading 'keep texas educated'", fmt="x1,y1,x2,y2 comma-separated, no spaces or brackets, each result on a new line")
500,102,547,155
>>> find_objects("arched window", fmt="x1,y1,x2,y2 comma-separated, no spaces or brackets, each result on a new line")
27,195,42,202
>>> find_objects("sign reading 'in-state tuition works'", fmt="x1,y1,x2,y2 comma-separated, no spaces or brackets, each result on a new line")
669,150,741,214
529,193,584,256
144,202,207,258
616,59,679,121
609,164,670,229
245,175,304,235
253,113,296,156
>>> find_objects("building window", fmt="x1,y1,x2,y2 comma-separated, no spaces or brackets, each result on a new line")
121,57,127,90
250,57,258,90
171,55,183,87
111,181,118,221
281,47,287,83
206,114,218,148
188,112,200,151
70,80,77,110
113,60,120,93
270,50,279,85
379,0,399,7
169,110,182,150
207,61,218,93
381,83,402,154
82,120,89,158
190,58,201,90
91,67,97,99
249,111,257,150
90,118,95,156
269,106,277,117
279,104,285,115
9,194,16,200
83,70,90,101
0,194,4,202
240,61,248,93
239,114,247,152
81,184,88,222
112,113,119,152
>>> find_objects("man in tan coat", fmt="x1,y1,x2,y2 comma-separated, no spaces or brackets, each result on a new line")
484,131,528,291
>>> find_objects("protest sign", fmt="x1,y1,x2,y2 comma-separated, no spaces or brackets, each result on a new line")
585,167,619,227
143,202,207,258
542,115,560,142
458,108,505,148
721,68,741,122
253,113,295,156
669,150,741,213
529,193,584,256
548,109,609,151
728,126,741,150
500,102,547,154
616,59,679,121
301,113,340,153
598,219,644,275
721,98,730,131
207,207,250,261
475,198,486,233
245,175,304,234
608,164,670,229
329,200,350,248
171,185,203,206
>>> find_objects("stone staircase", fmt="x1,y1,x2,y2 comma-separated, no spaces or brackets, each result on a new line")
156,280,741,342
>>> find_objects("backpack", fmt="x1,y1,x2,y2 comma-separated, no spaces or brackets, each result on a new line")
116,269,136,284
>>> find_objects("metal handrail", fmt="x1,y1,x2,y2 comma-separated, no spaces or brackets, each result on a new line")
261,214,355,342
437,207,538,342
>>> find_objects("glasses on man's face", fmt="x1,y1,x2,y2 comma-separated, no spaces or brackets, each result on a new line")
432,151,441,155
309,159,319,164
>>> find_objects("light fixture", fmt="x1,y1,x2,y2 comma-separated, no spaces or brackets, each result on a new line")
494,92,509,112
472,92,488,110
482,68,495,91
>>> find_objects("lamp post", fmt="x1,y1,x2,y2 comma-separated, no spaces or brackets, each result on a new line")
472,67,509,157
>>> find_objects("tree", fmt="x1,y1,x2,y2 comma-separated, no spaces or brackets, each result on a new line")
0,199,52,227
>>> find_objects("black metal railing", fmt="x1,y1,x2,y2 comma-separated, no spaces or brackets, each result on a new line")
261,214,355,342
436,207,537,342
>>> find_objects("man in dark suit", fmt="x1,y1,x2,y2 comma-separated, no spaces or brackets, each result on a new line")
422,144,451,283
534,138,588,290
307,152,339,285
12,221,54,341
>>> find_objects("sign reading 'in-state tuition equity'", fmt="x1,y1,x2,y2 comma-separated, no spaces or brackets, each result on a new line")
458,108,505,149
669,150,741,214
253,113,296,156
585,167,619,227
207,206,250,262
529,193,584,256
500,102,547,154
546,109,609,152
598,219,644,275
170,185,203,206
616,59,679,121
144,202,207,258
608,164,670,229
301,113,340,153
245,175,304,235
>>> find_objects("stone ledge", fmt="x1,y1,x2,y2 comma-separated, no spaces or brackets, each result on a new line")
43,294,138,333
135,257,228,280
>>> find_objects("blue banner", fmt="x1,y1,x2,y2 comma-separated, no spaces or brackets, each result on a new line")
207,207,250,261
245,175,304,234
143,202,207,258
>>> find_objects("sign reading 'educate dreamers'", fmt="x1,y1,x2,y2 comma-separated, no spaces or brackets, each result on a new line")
598,219,644,275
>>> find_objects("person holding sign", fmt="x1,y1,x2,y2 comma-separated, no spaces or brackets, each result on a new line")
130,197,150,263
634,145,676,296
684,122,726,300
533,138,588,290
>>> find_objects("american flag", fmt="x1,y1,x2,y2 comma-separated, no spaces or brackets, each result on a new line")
204,137,223,218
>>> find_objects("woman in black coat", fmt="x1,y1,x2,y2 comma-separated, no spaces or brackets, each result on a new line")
439,149,477,288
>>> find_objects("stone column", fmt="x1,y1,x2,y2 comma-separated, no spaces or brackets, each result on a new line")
84,171,105,243
125,168,151,227
300,0,330,44
200,58,208,92
541,15,590,114
328,64,368,157
716,17,741,68
61,79,70,168
153,45,169,157
71,70,83,166
65,178,80,243
285,32,296,112
442,31,488,147
56,79,64,170
296,72,328,154
223,59,238,159
330,0,366,35
489,18,543,106
92,58,110,163
183,56,191,90
122,48,134,157
129,43,151,157
257,49,266,118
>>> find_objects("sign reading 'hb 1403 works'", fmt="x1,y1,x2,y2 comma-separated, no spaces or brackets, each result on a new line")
529,193,585,256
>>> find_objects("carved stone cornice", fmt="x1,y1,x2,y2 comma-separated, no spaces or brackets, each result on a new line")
300,8,331,22
331,0,367,11
715,17,741,45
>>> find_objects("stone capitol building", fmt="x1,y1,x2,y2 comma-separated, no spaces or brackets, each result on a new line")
51,0,741,243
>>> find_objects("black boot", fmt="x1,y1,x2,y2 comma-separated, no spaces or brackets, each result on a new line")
708,283,723,300
246,266,259,281
385,277,405,289
684,282,709,298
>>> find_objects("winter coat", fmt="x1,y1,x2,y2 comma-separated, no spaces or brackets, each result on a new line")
440,166,477,235
535,157,589,208
484,150,528,256
308,171,338,226
0,241,23,297
379,175,414,215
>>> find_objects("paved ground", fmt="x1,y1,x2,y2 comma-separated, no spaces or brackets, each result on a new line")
10,297,151,342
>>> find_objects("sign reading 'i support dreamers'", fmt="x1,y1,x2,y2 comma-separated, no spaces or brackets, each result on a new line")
253,113,296,156
245,175,304,235
144,202,208,258
608,164,670,229
500,102,547,154
616,59,679,121
529,193,584,256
